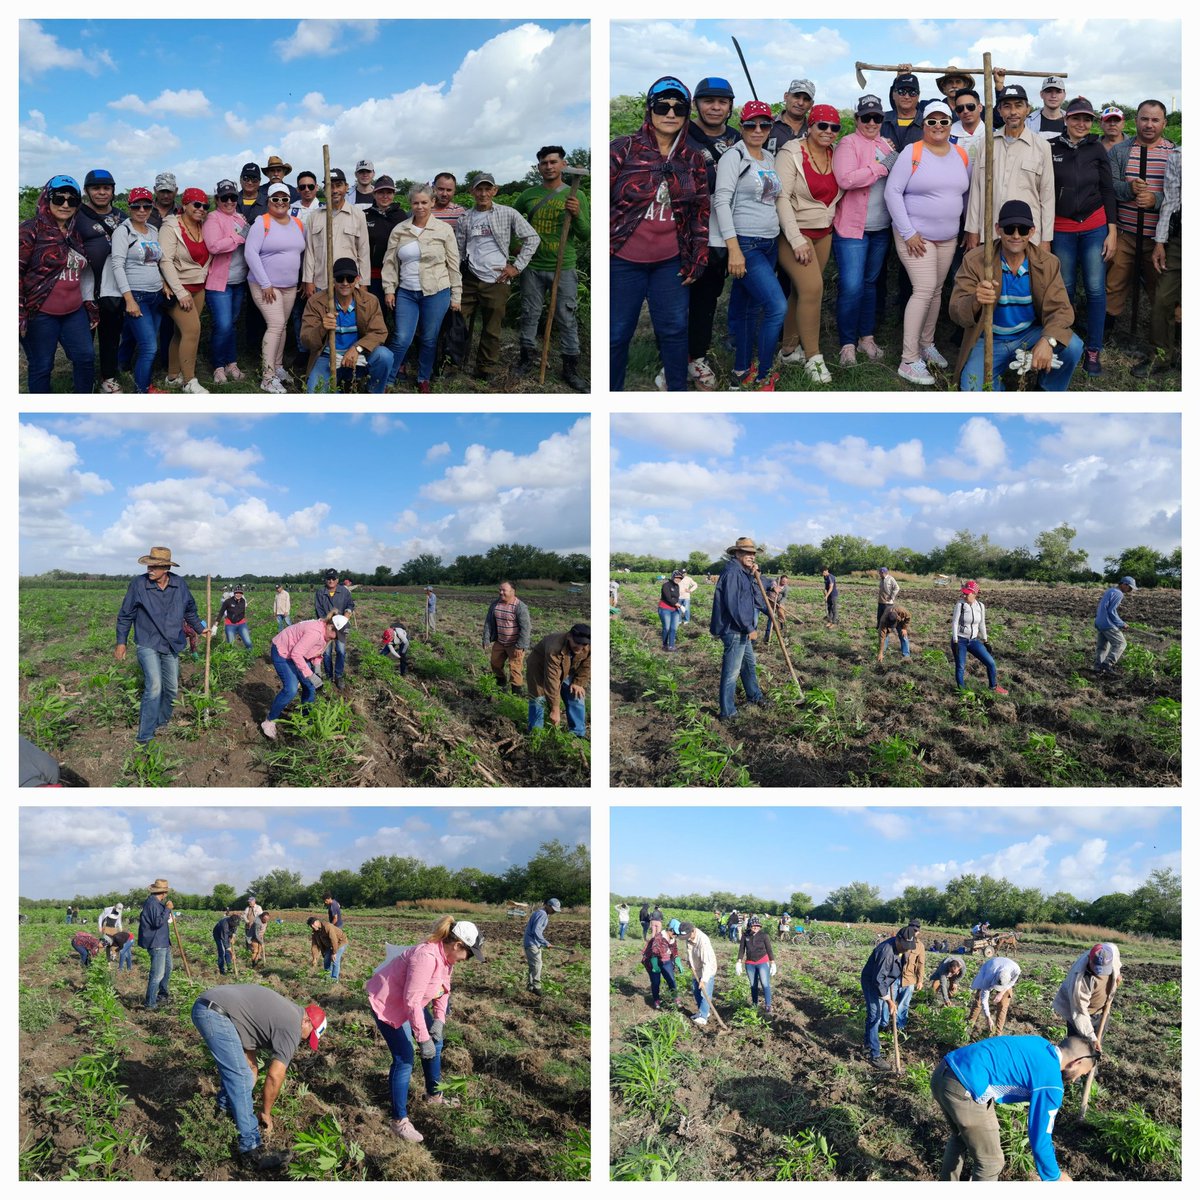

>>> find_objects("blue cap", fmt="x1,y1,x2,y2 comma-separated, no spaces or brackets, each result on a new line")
694,76,734,100
648,77,688,100
46,174,81,194
1119,576,1138,590
85,169,115,188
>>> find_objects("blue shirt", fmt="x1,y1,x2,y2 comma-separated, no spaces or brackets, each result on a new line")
327,900,343,928
823,573,838,597
1095,586,1127,630
994,254,1035,337
116,572,205,654
710,559,769,637
313,585,355,620
137,895,172,950
860,936,904,997
523,908,550,949
426,592,437,612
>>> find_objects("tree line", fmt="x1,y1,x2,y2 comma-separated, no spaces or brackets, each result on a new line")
22,839,591,914
612,868,1181,940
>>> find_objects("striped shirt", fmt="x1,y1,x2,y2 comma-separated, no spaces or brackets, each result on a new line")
492,601,519,646
1117,142,1172,238
433,202,466,232
994,254,1034,337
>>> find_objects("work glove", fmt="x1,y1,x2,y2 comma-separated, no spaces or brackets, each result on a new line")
419,1039,437,1061
735,961,744,976
428,1020,445,1043
309,673,323,690
770,962,777,977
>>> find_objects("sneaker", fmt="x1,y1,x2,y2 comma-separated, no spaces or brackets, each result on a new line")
388,1118,424,1143
692,1016,708,1026
780,345,806,365
921,343,949,368
992,685,1009,695
212,367,228,386
226,363,245,381
839,343,858,367
164,374,184,388
654,369,667,391
416,380,432,394
238,1145,291,1171
804,354,832,384
858,336,886,361
898,360,935,386
100,377,123,394
752,370,780,392
422,1093,461,1108
334,677,345,691
260,375,286,394
146,386,168,393
274,365,294,387
260,719,277,740
1083,348,1102,376
182,377,210,394
688,356,718,391
728,367,755,390
652,999,663,1010
868,1057,889,1071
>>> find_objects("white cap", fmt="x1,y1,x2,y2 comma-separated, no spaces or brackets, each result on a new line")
332,614,350,631
267,182,291,198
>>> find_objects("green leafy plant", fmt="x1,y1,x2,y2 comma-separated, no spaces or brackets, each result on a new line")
1092,1104,1182,1167
288,1115,367,1181
956,689,989,725
1120,644,1158,682
870,734,926,785
550,1128,590,1181
772,1128,838,1181
1022,732,1081,786
118,741,181,787
21,682,79,749
904,1062,932,1098
611,1138,685,1181
996,1103,1035,1178
924,1005,970,1048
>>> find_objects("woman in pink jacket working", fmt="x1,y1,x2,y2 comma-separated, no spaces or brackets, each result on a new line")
261,611,347,739
365,917,486,1142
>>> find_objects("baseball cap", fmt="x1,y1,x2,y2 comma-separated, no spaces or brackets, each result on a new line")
788,78,816,98
998,199,1035,227
451,920,486,961
998,84,1029,103
1088,944,1115,976
856,95,884,116
548,898,562,911
677,921,696,936
304,1004,328,1050
568,623,591,644
1041,75,1067,91
331,615,350,631
356,159,374,173
1120,576,1138,590
471,173,496,189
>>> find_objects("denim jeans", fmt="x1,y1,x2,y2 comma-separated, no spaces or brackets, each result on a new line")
276,614,291,631
646,957,677,1004
135,645,181,743
118,940,134,970
833,227,892,344
618,922,628,940
959,325,1085,390
641,920,650,940
528,681,587,736
268,643,318,721
883,632,911,658
610,255,688,390
323,943,348,980
225,622,252,648
76,946,91,966
718,631,764,719
374,1008,442,1120
881,982,914,1030
520,267,581,356
192,1000,261,1152
729,235,787,379
658,606,680,649
862,985,887,1058
679,597,691,624
146,945,172,1008
1052,224,1107,349
206,283,246,366
691,975,715,1019
214,934,233,974
746,962,773,1008
22,306,96,393
388,287,452,383
953,638,997,688
321,637,346,683
306,346,395,394
121,290,164,392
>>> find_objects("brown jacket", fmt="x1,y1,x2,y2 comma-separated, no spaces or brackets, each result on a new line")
525,632,591,701
300,285,389,377
899,937,926,988
949,241,1076,388
310,921,348,965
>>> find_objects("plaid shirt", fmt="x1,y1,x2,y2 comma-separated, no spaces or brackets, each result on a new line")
452,203,540,275
1156,149,1181,244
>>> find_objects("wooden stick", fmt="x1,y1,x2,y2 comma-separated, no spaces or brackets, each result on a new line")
892,1010,902,1073
171,913,193,982
983,52,995,391
323,145,336,377
753,571,804,699
539,172,585,385
204,575,212,695
1079,981,1119,1118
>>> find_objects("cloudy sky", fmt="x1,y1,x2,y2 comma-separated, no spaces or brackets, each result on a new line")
610,412,1180,569
20,19,590,190
611,807,1181,904
611,19,1181,112
20,413,590,576
20,806,589,900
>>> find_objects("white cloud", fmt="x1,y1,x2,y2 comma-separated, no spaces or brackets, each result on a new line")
27,109,46,132
155,436,265,485
788,435,927,486
425,442,451,463
225,112,251,140
274,20,381,62
613,413,743,456
864,812,908,841
934,417,1008,479
20,20,114,82
103,123,182,163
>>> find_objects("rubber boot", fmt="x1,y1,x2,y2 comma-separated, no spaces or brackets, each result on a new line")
561,353,588,392
516,343,535,375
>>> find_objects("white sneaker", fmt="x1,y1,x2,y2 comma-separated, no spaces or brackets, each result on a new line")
182,377,210,394
692,1016,708,1026
688,356,717,391
839,344,857,367
260,376,286,394
164,374,184,389
921,344,949,369
780,346,806,365
100,377,123,394
898,360,935,386
804,354,832,384
654,369,667,391
260,719,277,740
274,366,294,388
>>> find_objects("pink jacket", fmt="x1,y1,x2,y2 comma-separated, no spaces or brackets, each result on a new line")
365,940,453,1043
271,619,329,678
202,208,249,292
832,131,892,239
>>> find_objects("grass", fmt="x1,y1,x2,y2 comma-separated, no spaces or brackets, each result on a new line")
1091,1105,1182,1167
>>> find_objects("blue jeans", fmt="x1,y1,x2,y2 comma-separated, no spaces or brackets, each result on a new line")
729,235,787,379
145,945,172,1009
323,943,348,980
658,606,680,648
206,283,246,366
618,922,628,940
307,345,394,394
833,227,892,344
610,255,688,391
76,946,92,966
122,290,163,392
192,1000,260,1152
388,287,452,384
718,631,764,719
959,325,1085,390
214,935,233,974
863,985,887,1059
1052,224,1107,349
953,639,997,688
528,681,587,736
882,632,911,658
679,597,691,623
692,975,715,1019
276,614,291,631
374,1008,442,1120
268,643,318,720
118,940,134,970
22,307,96,393
225,622,252,648
322,638,346,683
135,645,180,744
746,962,773,1008
646,957,677,1004
881,983,914,1030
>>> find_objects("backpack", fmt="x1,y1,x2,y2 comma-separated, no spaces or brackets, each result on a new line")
911,140,969,172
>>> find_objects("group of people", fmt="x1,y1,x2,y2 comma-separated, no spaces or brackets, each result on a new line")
21,148,590,394
611,68,1179,390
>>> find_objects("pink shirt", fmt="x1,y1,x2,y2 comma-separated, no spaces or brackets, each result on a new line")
271,619,329,678
365,940,454,1043
202,209,250,291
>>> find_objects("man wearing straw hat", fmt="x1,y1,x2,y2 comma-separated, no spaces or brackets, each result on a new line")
115,546,210,746
138,877,175,1011
710,536,771,723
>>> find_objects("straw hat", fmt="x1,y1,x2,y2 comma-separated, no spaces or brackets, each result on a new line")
138,546,178,567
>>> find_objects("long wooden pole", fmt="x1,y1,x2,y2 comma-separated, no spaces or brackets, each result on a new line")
753,571,804,700
323,145,336,376
539,172,585,385
171,913,193,982
982,52,995,391
204,575,212,695
1079,981,1119,1119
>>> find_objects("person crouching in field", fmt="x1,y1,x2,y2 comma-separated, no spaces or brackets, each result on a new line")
71,930,102,966
106,929,135,970
261,612,348,740
307,915,349,982
929,954,965,1006
876,605,912,663
379,620,410,675
951,581,1008,693
1052,942,1121,1051
214,910,241,975
967,955,1021,1036
525,625,590,736
365,918,485,1143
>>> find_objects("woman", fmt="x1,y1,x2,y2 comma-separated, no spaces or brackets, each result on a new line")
19,175,97,393
382,183,461,393
677,570,698,623
202,183,250,385
159,187,213,393
260,612,348,740
71,930,102,967
307,916,349,981
884,100,971,386
610,76,709,391
641,916,679,1011
737,915,776,1015
776,104,844,383
365,917,484,1142
877,605,913,662
1049,98,1118,376
658,569,685,651
833,97,895,366
712,99,785,390
106,187,167,393
218,586,252,649
616,902,630,941
244,184,306,394
950,581,1008,693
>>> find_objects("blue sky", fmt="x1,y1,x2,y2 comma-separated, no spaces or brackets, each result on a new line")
20,19,590,190
611,807,1181,905
611,19,1181,113
20,806,589,899
20,413,590,576
610,413,1181,569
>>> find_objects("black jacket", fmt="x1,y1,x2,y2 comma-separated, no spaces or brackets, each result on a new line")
686,121,742,192
861,937,904,998
1049,133,1117,225
77,204,127,295
364,202,409,272
218,595,247,624
660,580,681,607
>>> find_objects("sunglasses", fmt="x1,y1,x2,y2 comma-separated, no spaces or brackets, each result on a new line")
741,120,771,131
129,201,153,210
333,273,356,284
298,182,317,190
814,121,841,132
955,103,978,113
858,113,884,124
651,100,687,116
925,118,952,127
1002,223,1033,236
188,201,208,209
50,192,81,207
218,195,237,202
269,196,290,203
896,87,919,96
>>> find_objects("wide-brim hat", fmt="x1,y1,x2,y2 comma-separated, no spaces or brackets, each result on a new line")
138,546,179,567
148,878,169,893
264,154,293,176
726,536,759,555
936,69,976,93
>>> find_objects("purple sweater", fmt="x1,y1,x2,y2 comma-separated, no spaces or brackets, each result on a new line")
244,214,306,288
884,143,971,242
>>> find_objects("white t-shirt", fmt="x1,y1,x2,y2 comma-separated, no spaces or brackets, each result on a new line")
396,236,422,291
464,210,507,282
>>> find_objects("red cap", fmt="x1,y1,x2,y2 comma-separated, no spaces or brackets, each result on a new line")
809,104,841,126
961,580,979,595
305,1004,327,1050
740,100,773,124
181,187,208,206
128,186,153,205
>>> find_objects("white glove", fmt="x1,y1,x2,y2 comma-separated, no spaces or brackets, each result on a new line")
309,673,323,690
735,961,744,976
770,962,777,977
1009,347,1063,376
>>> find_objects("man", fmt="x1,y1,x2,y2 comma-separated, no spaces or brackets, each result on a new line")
766,78,814,155
861,927,915,1068
190,983,326,1171
108,929,135,970
138,877,175,1011
522,897,561,995
934,68,975,104
1144,147,1181,376
352,159,377,207
244,895,263,926
456,174,540,383
78,168,127,394
513,146,589,390
99,902,123,937
822,566,839,626
711,536,770,722
525,623,590,736
287,171,325,367
238,162,270,226
677,569,698,623
1099,105,1128,154
932,1034,1093,1180
1094,575,1137,674
303,169,371,297
483,580,531,692
363,174,408,315
273,584,291,631
432,173,467,231
424,586,437,633
300,257,393,393
881,73,925,153
882,921,925,1034
929,954,966,1007
307,916,349,981
1053,943,1122,1050
1027,76,1069,141
263,155,300,202
970,919,991,938
965,85,1055,250
876,567,900,628
967,955,1021,1036
323,892,344,929
246,908,268,967
638,902,651,940
313,569,355,688
214,909,241,976
951,200,1084,391
677,920,718,1026
949,89,987,161
116,545,210,745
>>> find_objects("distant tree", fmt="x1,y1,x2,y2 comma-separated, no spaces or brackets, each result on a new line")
1034,523,1089,581
819,534,877,574
209,883,239,911
939,529,997,579
687,549,713,575
372,564,393,585
821,881,882,922
610,94,647,138
787,891,814,915
1103,545,1167,588
398,553,445,586
246,868,305,909
781,543,823,575
522,840,590,908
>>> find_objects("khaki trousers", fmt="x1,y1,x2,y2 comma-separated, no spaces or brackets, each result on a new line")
167,290,208,382
489,642,525,687
777,233,832,358
931,1061,1006,1181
